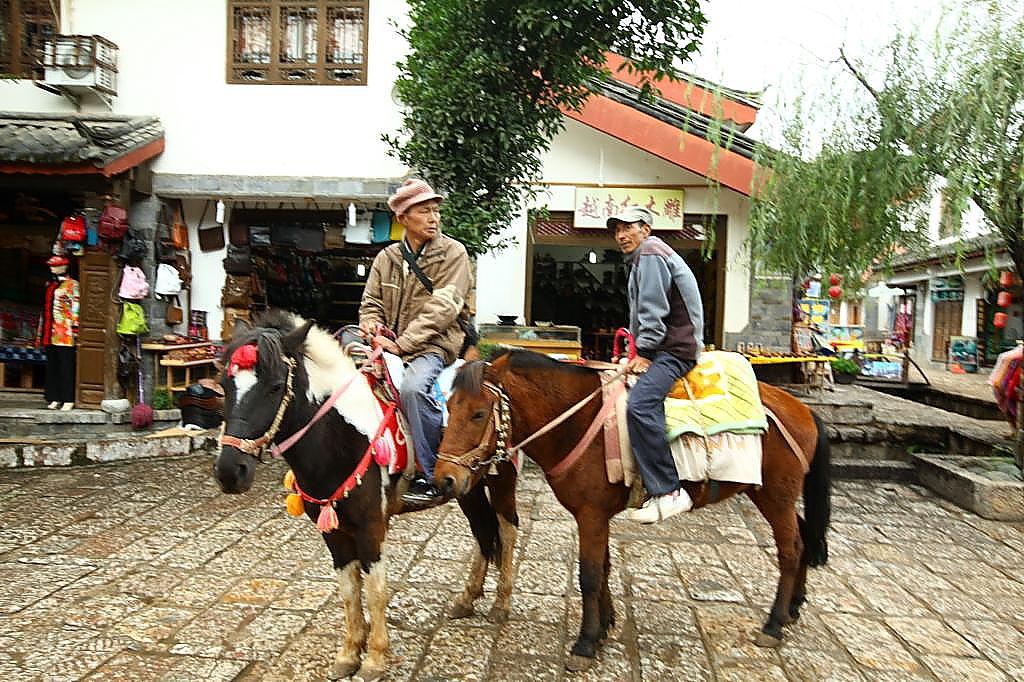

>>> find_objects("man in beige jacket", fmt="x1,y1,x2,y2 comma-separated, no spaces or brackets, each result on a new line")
359,178,473,506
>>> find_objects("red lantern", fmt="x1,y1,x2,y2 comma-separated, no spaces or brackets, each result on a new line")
993,312,1008,328
997,291,1013,308
999,270,1015,287
828,285,842,299
829,274,842,286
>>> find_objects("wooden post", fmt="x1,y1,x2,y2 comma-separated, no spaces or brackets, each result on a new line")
1016,339,1023,471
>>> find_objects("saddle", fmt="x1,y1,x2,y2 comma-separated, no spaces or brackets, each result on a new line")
602,351,767,498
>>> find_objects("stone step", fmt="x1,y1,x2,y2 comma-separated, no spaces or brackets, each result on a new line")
0,408,181,437
832,457,917,482
0,429,219,468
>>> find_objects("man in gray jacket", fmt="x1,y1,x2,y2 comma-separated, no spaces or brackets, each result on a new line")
608,206,704,523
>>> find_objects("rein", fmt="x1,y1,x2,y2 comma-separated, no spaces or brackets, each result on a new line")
438,365,627,477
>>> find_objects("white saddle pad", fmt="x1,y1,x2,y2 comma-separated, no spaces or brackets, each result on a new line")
383,353,464,425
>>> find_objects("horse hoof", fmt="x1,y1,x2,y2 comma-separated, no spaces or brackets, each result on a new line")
753,631,783,648
487,606,509,624
565,654,595,672
354,665,385,681
449,602,474,619
327,660,360,680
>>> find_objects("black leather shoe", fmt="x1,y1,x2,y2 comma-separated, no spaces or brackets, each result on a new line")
402,475,445,508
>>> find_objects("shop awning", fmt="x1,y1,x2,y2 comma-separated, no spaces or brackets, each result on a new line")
0,112,165,177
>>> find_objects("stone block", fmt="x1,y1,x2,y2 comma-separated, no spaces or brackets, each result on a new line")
912,454,1024,521
0,445,18,468
21,444,76,467
85,435,191,464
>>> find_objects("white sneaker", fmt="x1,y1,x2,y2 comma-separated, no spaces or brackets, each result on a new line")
625,489,693,524
60,402,74,411
47,401,60,410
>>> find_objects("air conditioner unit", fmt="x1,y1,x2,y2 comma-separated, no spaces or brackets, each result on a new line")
40,35,118,97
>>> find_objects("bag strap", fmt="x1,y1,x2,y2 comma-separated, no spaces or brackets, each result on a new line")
399,241,433,293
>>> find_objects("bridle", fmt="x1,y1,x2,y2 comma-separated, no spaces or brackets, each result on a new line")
436,380,514,472
219,355,297,460
437,366,626,476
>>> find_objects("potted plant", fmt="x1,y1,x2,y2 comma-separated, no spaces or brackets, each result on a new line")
830,356,860,384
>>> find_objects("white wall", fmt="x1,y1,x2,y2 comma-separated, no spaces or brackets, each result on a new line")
0,0,410,179
477,119,753,334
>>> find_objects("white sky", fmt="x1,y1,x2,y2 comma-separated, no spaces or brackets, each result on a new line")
686,0,951,144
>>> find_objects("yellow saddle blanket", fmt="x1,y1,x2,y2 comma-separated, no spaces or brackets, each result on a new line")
664,351,768,440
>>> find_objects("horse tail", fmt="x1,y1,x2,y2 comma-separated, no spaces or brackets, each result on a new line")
801,411,831,567
456,481,501,564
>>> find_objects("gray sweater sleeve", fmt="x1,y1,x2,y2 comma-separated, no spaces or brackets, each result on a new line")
634,254,672,358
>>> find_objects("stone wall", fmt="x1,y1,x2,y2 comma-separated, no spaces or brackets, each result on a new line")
723,274,794,352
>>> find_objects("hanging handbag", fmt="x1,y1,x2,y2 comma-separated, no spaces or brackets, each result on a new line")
222,274,253,307
156,204,178,264
118,265,150,300
229,220,249,246
155,263,183,296
60,214,87,242
172,200,188,249
165,296,184,325
98,204,129,240
116,229,148,265
223,244,252,275
175,253,192,288
195,200,225,252
116,302,149,336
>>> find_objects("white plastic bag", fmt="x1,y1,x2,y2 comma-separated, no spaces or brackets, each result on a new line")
154,263,182,296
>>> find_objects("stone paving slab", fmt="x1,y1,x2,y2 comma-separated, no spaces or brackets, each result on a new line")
0,455,1022,680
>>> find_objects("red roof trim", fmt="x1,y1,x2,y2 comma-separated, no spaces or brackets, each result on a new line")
604,53,757,126
563,95,756,196
0,137,164,177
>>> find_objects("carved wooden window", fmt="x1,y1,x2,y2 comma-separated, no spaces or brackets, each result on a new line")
228,1,368,85
0,0,59,78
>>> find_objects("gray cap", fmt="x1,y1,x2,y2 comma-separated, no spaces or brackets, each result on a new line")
606,205,654,229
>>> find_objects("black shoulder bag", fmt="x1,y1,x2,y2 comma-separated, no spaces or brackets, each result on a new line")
399,242,475,344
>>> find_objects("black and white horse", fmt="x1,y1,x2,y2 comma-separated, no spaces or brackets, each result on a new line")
213,311,518,680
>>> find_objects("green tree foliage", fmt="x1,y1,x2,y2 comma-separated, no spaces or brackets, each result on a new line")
750,5,1024,288
385,1,707,255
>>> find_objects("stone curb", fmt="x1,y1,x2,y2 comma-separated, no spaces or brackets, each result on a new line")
912,453,1024,521
0,430,219,469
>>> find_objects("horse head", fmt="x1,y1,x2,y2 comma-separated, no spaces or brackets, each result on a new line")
436,352,514,497
214,313,314,493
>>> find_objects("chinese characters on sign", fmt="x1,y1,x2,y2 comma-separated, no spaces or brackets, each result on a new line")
573,187,686,230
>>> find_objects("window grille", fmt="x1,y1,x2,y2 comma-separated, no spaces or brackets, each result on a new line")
0,0,59,78
228,1,368,85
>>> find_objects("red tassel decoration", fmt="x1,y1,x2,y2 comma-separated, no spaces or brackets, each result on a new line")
316,503,339,532
373,430,395,466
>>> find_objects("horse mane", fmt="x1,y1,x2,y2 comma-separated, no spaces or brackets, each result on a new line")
223,309,357,391
453,348,593,395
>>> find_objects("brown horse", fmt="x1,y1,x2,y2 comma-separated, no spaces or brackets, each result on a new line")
435,349,831,670
213,312,519,680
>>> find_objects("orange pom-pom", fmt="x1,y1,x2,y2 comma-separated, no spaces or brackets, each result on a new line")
285,493,305,516
283,469,296,491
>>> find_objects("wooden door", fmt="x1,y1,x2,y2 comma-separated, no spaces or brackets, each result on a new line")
76,249,119,407
931,300,963,361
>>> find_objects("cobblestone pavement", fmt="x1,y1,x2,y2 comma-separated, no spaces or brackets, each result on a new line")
2,455,1023,681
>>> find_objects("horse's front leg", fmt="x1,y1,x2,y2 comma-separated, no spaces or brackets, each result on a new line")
357,555,390,681
329,560,365,680
566,511,609,672
489,466,519,623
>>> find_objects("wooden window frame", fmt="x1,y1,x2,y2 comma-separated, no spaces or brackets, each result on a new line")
226,0,368,86
0,0,60,79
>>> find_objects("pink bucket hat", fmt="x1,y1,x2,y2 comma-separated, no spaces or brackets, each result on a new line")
388,178,443,215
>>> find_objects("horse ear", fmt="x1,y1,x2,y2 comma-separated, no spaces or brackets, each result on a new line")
485,351,512,384
282,318,315,355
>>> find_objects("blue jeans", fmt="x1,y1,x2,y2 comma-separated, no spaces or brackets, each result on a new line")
626,352,695,497
399,353,445,480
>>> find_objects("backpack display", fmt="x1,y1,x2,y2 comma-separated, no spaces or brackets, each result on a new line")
98,204,129,240
60,214,87,242
118,265,150,300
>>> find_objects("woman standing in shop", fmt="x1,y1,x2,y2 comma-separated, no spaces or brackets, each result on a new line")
37,255,80,410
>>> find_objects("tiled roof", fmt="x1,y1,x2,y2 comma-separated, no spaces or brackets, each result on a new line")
891,233,1007,270
0,112,164,169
